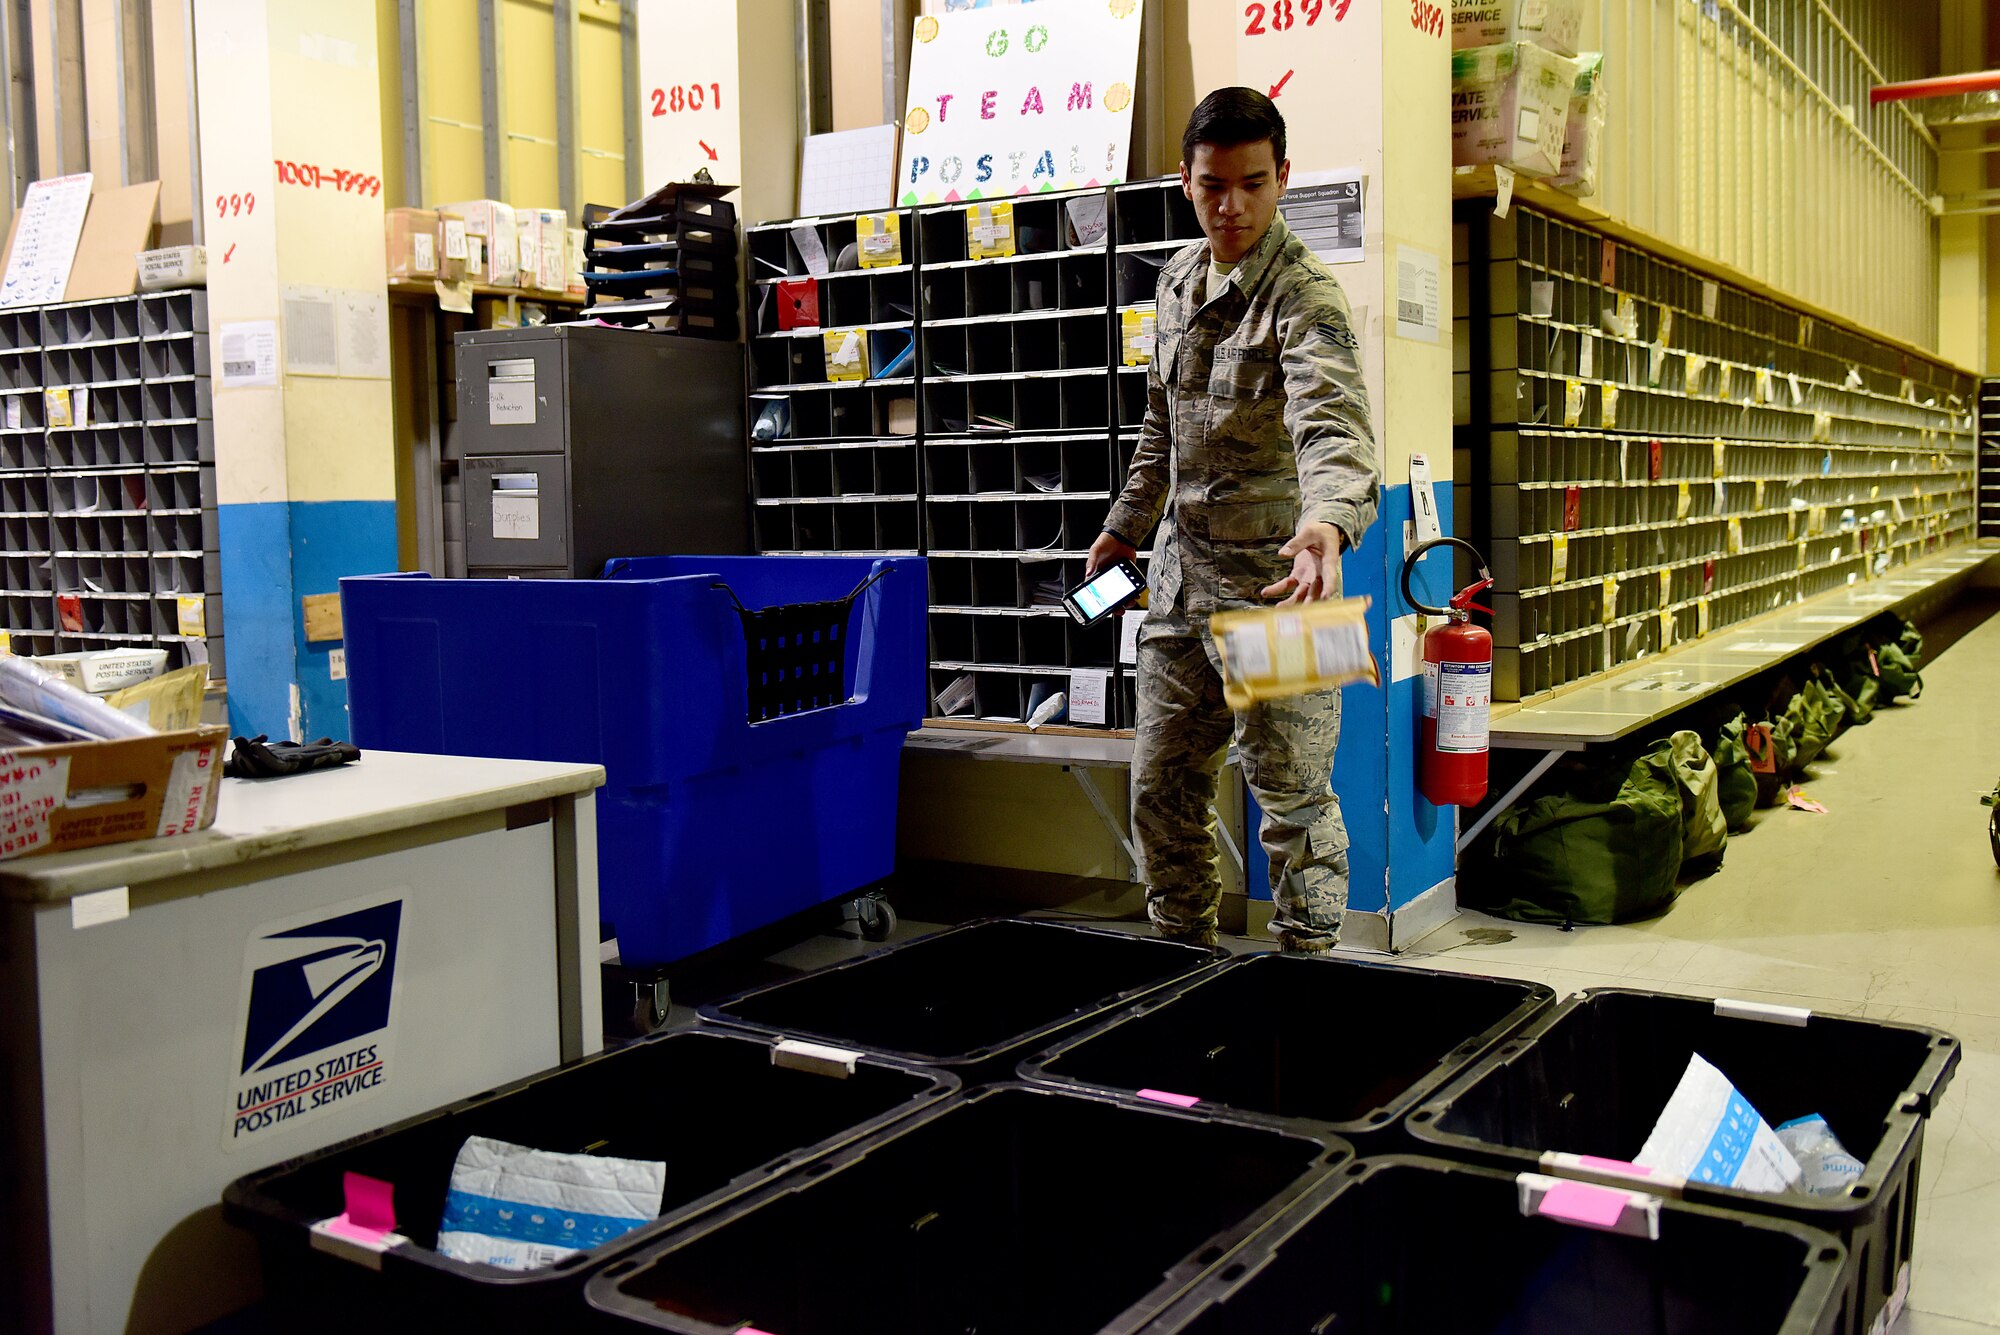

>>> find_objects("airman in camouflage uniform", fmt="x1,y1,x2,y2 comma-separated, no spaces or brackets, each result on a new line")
1095,112,1378,952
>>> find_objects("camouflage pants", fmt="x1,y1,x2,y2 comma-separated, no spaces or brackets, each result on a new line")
1130,606,1350,952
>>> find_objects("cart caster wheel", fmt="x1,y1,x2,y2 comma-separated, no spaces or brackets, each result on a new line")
622,977,670,1037
855,895,897,942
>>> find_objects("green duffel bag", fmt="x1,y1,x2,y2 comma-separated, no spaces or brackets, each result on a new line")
1788,681,1846,771
1824,661,1875,728
1669,729,1728,875
1465,741,1685,926
1713,715,1758,832
1877,640,1924,703
1897,619,1925,664
1750,716,1795,807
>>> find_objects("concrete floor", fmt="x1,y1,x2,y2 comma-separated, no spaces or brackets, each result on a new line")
700,601,2000,1332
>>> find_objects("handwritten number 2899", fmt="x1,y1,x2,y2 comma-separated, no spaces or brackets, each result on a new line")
1245,0,1344,33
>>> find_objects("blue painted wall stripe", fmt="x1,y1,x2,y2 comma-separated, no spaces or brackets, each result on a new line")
219,499,398,739
290,500,398,738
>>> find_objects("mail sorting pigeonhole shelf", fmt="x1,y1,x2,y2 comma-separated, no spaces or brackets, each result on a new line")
341,554,926,968
1405,988,1960,1335
1017,952,1555,1148
222,1028,954,1331
698,917,1225,1080
1138,1156,1850,1335
584,1083,1347,1335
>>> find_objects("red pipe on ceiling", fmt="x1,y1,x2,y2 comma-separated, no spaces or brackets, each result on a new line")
1871,70,2000,106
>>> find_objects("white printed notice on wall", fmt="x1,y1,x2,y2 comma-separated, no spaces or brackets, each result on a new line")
1280,169,1366,266
218,320,279,388
896,1,1143,206
0,173,92,308
1393,244,1441,343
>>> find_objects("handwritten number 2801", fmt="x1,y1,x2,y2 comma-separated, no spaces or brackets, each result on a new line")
1245,0,1344,33
650,83,723,115
214,192,254,219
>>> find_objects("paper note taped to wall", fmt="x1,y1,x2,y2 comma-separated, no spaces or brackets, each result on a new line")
1394,245,1441,343
219,320,279,388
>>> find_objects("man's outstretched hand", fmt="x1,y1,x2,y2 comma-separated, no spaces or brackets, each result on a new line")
1261,521,1345,605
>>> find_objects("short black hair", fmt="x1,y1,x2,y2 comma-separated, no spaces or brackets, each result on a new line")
1182,87,1287,171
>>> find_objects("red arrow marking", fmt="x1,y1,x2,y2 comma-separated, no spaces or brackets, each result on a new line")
223,243,237,264
699,140,719,162
1269,69,1294,99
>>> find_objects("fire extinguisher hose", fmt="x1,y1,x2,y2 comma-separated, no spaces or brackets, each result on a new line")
1401,537,1495,618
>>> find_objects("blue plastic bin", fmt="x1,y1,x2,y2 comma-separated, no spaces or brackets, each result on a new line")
340,555,926,966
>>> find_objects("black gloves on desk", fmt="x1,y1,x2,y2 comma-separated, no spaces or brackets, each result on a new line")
225,735,362,779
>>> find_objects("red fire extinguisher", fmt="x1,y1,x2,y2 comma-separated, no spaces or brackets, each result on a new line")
1401,537,1494,807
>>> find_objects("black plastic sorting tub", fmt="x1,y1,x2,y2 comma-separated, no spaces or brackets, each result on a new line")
1019,952,1554,1145
1140,1156,1849,1335
1407,989,1960,1335
585,1083,1347,1335
698,917,1223,1077
223,1028,955,1331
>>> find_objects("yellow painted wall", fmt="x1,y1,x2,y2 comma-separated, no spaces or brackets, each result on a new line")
578,2,630,207
829,0,884,132
421,0,488,204
381,0,629,214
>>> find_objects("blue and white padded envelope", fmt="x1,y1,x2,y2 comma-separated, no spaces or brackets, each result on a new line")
436,1135,667,1271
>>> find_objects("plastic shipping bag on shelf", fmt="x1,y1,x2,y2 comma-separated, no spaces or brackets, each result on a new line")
1210,596,1378,712
1451,42,1579,177
1636,1053,1803,1194
436,1135,665,1272
1553,52,1605,197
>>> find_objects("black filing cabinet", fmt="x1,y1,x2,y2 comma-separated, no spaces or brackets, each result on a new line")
452,324,747,577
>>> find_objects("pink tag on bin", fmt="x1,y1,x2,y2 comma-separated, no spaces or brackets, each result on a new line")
325,1172,396,1242
1137,1089,1202,1109
1538,1180,1628,1229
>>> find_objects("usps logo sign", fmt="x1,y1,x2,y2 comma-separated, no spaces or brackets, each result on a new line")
227,892,406,1147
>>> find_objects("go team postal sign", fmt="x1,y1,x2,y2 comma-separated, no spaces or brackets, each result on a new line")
227,890,407,1148
897,0,1144,206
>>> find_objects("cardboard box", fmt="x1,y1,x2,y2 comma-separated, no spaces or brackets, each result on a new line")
64,181,162,300
0,724,228,860
1453,0,1584,54
518,208,569,295
437,199,519,287
438,211,469,282
137,245,206,290
30,649,168,694
1451,43,1578,177
566,227,586,297
386,207,441,281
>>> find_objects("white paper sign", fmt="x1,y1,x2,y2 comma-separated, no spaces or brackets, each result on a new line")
1118,611,1141,665
488,380,537,425
1280,169,1366,266
799,125,900,216
0,173,92,308
1068,668,1108,725
1394,245,1441,343
897,3,1143,206
491,492,541,540
218,320,279,388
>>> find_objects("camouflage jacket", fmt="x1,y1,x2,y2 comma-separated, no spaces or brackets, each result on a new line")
1102,213,1379,612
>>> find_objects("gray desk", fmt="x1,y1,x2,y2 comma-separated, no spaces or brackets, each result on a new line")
2,750,605,1335
904,728,1247,880
1464,542,2000,849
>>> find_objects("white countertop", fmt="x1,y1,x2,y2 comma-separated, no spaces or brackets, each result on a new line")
0,750,605,902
